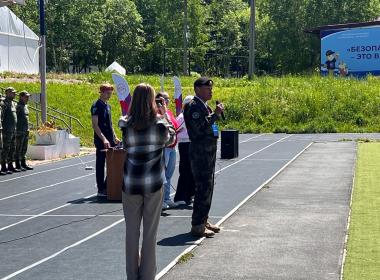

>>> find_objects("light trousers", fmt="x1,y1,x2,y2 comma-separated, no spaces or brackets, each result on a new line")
122,188,163,280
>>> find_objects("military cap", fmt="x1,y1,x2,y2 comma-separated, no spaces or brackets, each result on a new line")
194,77,213,88
5,87,17,93
19,91,31,97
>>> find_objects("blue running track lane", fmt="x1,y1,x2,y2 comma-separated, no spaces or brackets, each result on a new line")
1,133,380,280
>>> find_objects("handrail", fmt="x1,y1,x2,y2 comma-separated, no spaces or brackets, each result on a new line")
46,106,84,128
29,105,71,132
1,89,84,133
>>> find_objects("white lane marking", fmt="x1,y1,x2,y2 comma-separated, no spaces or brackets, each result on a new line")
170,134,291,198
340,143,358,280
156,141,313,280
175,134,265,168
0,173,94,202
0,160,95,184
239,134,266,143
215,135,293,174
0,214,223,219
0,193,96,232
0,218,125,280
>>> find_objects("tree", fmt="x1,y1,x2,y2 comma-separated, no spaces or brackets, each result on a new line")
102,0,145,72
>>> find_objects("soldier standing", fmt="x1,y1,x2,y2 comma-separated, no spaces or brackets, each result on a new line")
0,93,5,175
184,77,224,238
15,91,33,171
1,87,20,174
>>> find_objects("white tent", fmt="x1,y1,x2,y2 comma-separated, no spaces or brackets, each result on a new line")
0,1,25,7
0,6,39,74
105,61,126,75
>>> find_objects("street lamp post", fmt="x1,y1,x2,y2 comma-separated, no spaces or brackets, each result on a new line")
183,0,188,76
39,0,47,123
248,0,255,80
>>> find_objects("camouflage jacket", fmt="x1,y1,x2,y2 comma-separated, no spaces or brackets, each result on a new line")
184,96,219,143
2,97,17,132
16,102,29,132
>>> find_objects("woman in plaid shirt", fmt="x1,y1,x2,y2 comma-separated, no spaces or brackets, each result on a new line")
119,83,176,280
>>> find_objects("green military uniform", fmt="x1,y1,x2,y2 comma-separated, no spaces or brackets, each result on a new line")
1,87,20,174
2,97,17,163
15,91,33,171
184,95,219,228
0,96,5,175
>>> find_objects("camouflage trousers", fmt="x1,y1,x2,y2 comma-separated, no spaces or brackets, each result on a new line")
189,139,217,227
2,130,16,164
15,131,29,161
0,130,2,163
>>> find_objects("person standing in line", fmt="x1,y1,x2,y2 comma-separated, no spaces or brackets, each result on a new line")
15,91,33,171
91,83,120,197
156,92,179,210
119,84,175,280
1,87,20,174
184,77,224,238
174,95,195,205
0,93,5,176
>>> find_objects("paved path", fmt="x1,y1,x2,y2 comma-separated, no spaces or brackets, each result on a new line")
162,142,356,280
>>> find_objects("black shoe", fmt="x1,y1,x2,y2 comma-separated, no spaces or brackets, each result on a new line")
97,189,107,198
16,161,26,172
8,163,21,173
0,163,7,175
21,160,33,170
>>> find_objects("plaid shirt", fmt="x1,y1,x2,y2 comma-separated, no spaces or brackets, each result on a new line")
119,117,176,195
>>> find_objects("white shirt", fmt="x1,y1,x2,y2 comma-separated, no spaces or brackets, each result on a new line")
176,113,190,143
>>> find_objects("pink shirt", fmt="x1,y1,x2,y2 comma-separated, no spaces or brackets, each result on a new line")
166,109,179,148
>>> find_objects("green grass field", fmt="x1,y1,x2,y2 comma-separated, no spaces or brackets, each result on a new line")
343,143,380,279
1,73,380,146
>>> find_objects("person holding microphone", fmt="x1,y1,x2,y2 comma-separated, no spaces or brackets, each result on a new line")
184,77,224,238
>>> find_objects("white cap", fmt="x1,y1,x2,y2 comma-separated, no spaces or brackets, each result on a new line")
183,95,194,106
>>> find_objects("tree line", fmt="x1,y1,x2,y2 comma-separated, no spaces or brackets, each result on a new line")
11,0,380,76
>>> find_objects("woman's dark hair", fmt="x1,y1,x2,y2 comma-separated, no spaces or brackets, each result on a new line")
129,83,158,130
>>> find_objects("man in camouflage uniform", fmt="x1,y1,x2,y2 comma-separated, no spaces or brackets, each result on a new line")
15,91,33,171
0,93,5,175
1,87,21,174
184,77,224,238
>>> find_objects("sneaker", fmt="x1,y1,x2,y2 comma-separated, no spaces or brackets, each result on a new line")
162,202,170,210
165,200,179,209
175,201,187,206
97,190,107,198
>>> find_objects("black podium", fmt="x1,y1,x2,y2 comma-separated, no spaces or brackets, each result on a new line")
221,130,239,159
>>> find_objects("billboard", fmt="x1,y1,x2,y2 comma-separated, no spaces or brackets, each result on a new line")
321,26,380,77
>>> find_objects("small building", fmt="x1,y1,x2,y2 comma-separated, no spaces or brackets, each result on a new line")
306,20,380,77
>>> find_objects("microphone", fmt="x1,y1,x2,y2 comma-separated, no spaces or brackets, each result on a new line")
216,100,225,120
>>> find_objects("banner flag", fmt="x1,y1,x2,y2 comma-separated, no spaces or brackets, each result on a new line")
112,73,131,116
173,76,182,116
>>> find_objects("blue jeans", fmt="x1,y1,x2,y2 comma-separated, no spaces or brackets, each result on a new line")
164,147,177,202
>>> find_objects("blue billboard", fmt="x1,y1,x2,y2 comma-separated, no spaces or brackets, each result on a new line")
321,26,380,77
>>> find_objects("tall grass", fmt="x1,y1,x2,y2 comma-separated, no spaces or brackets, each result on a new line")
1,74,380,146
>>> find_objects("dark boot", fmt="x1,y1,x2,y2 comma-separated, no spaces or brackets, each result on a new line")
0,163,6,176
16,161,26,172
4,162,12,174
8,162,21,173
21,160,33,170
